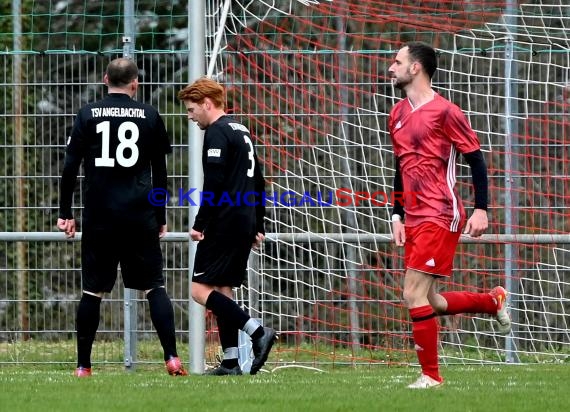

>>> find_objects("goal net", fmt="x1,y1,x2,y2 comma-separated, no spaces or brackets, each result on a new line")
218,0,570,366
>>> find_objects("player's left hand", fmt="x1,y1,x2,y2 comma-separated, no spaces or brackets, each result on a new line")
463,209,488,237
252,232,265,250
158,224,168,238
57,218,76,238
190,228,204,241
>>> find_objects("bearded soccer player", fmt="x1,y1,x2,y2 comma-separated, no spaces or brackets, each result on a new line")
178,77,276,376
57,58,186,377
387,42,512,388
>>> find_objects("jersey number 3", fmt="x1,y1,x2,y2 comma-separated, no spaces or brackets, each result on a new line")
95,121,140,167
244,135,255,177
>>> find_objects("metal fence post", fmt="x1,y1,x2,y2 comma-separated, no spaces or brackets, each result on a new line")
122,0,137,372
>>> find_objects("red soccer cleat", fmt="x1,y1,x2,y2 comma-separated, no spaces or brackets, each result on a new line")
165,356,188,376
74,367,92,377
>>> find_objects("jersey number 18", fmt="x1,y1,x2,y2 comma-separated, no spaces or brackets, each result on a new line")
95,120,139,167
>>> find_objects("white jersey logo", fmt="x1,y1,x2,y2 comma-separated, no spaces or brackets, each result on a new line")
425,258,436,267
395,121,402,130
207,148,221,158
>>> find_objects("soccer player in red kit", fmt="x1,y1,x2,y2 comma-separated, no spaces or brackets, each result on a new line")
387,42,512,388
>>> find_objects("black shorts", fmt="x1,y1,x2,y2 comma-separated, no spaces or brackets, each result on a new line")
192,235,252,287
81,227,164,293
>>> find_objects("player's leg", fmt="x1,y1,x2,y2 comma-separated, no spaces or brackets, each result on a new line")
431,288,496,314
146,287,177,361
193,281,276,373
403,223,454,388
426,243,511,333
192,236,276,375
124,230,186,376
204,286,242,375
431,287,511,333
75,228,118,377
403,268,442,387
75,291,102,377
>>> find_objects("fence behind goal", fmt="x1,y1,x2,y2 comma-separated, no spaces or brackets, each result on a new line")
1,0,569,369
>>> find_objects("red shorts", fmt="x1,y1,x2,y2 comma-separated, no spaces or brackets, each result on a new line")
404,222,461,277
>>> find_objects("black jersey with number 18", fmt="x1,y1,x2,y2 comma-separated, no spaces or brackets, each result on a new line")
60,93,172,230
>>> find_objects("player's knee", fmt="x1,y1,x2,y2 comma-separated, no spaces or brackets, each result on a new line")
191,283,209,305
402,289,414,307
402,287,425,308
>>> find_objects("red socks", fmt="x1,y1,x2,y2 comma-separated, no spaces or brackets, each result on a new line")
409,293,497,381
409,305,441,382
440,291,497,315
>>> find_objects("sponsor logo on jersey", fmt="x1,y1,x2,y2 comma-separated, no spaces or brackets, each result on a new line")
207,148,222,158
395,120,402,129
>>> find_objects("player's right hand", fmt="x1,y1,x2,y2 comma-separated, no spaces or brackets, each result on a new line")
252,232,265,250
57,218,76,238
392,220,405,247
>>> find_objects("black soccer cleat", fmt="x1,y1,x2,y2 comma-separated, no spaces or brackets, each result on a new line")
204,364,243,376
250,327,277,375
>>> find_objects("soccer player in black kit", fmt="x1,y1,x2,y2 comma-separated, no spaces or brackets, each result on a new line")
57,58,187,377
178,77,277,375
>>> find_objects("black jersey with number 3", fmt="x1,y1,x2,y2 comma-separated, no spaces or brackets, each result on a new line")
193,115,265,239
59,93,172,230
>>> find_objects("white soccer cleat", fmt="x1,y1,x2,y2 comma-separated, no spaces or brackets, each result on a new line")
490,286,512,334
407,374,444,389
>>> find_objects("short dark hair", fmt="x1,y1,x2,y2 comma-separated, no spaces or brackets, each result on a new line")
405,42,437,79
105,58,138,87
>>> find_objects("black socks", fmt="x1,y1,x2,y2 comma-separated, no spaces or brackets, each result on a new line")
147,287,178,361
76,293,102,368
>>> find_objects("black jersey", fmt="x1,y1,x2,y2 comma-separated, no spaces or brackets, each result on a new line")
59,93,171,230
193,115,265,239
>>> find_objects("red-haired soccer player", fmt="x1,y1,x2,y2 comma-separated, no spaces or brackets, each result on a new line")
387,42,511,389
178,78,276,375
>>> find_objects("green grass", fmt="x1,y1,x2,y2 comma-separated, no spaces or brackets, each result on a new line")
1,364,568,412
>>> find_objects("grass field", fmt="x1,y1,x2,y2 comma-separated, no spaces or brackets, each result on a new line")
1,364,568,412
